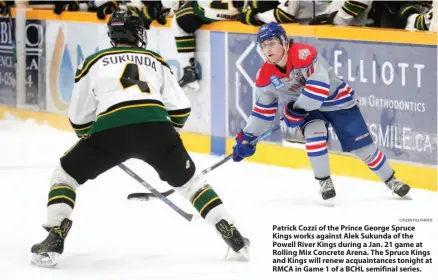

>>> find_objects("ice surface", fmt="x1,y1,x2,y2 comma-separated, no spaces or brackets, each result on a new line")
0,118,437,280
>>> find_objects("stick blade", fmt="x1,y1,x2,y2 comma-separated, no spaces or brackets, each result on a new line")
127,189,175,201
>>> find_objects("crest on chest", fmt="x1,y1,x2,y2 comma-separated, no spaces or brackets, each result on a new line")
286,70,306,92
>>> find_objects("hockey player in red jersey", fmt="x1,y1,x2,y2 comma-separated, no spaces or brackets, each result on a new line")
232,22,411,200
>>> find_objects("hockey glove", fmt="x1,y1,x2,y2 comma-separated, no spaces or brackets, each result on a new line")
95,1,119,20
239,7,264,26
146,0,171,26
232,130,257,162
54,1,80,15
309,11,338,25
0,1,13,16
283,101,307,128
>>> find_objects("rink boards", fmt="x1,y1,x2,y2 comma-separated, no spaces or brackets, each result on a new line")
0,10,436,191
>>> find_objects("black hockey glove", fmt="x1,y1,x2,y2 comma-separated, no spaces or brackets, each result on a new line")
53,1,80,15
125,5,152,30
308,11,338,25
239,7,264,26
0,1,14,16
141,1,169,26
398,3,421,19
95,1,119,20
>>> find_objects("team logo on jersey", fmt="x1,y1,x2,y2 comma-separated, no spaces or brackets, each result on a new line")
290,70,305,84
270,75,284,89
298,49,311,60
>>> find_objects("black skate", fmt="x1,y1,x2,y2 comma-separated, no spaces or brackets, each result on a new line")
385,174,411,197
178,58,200,93
215,219,250,259
31,218,72,268
318,177,336,200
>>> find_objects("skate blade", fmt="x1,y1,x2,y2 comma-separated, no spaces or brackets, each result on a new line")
31,252,60,268
397,186,411,199
318,196,336,207
237,246,251,261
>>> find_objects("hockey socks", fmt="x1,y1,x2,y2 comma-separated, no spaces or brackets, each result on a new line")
191,185,223,220
353,144,394,182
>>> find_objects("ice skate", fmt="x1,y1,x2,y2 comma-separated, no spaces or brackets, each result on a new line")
215,219,250,260
178,58,200,93
385,174,411,197
31,218,72,268
318,177,336,200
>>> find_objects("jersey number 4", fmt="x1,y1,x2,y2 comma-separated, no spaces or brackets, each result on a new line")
119,63,150,94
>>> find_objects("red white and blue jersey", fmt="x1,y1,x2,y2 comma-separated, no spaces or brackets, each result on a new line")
244,43,356,136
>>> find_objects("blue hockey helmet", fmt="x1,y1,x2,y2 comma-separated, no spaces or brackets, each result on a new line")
256,22,288,47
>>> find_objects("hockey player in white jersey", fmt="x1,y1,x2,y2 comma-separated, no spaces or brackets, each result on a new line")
248,0,328,25
309,0,373,26
232,22,411,200
172,0,244,92
31,9,249,268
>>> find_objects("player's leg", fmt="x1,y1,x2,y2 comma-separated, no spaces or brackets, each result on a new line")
31,130,130,267
134,122,249,256
323,105,410,197
299,111,335,200
172,1,209,92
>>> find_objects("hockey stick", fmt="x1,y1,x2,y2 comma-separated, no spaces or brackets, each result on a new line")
118,163,194,222
200,120,282,176
127,121,282,201
127,189,175,201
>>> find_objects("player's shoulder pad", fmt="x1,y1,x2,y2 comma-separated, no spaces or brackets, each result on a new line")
74,47,113,83
142,49,173,73
289,43,318,69
255,62,277,87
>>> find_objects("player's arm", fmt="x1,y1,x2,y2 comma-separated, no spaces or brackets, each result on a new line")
69,65,97,138
232,74,278,162
243,87,278,137
238,1,280,26
333,0,371,26
160,63,191,131
399,2,433,31
255,0,296,24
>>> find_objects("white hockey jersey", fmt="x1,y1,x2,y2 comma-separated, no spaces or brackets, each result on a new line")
328,0,373,26
243,43,356,137
70,46,191,138
405,2,436,32
256,0,329,24
195,0,240,21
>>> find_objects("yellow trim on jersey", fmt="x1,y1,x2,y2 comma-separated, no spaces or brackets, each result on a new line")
342,5,358,17
176,46,196,50
346,0,366,10
175,38,196,43
75,50,167,81
278,9,294,22
97,103,166,120
177,11,195,18
73,124,92,131
169,111,191,118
